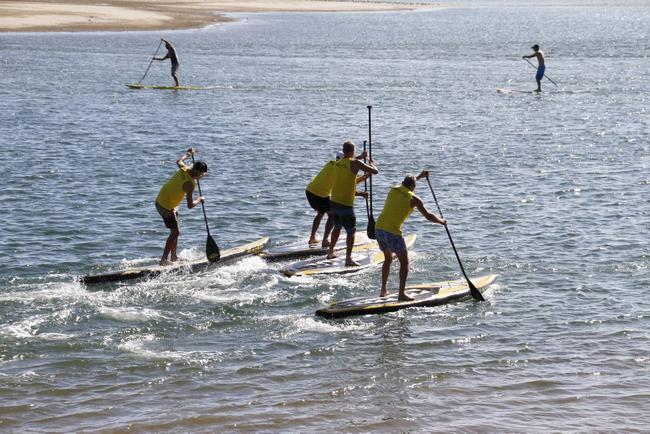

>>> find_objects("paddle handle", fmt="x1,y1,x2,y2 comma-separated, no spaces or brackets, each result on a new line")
139,39,163,84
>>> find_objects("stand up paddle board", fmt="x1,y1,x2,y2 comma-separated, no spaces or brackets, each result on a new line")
82,237,268,285
316,274,497,318
126,84,215,90
497,88,542,94
280,234,416,277
263,232,369,260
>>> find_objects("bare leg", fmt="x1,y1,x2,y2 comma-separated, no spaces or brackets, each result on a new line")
396,250,412,301
380,249,393,297
345,230,359,267
161,228,180,265
327,227,341,259
321,212,334,248
535,79,542,92
172,71,179,87
309,211,325,245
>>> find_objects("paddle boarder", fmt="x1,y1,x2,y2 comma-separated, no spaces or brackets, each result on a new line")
375,172,447,301
326,141,378,266
523,44,545,92
306,150,369,248
154,39,180,87
155,148,207,266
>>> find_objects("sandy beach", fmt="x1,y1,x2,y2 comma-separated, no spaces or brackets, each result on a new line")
0,0,431,32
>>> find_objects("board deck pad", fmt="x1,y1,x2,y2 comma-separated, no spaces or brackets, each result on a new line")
316,274,497,318
82,237,269,285
264,232,369,260
280,234,416,277
126,84,215,90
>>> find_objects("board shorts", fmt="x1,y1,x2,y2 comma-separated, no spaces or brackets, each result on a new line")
330,202,356,235
306,190,330,213
376,229,407,253
536,65,545,81
156,201,179,230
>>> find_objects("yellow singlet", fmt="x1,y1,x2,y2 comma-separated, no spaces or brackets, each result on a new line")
375,185,415,236
330,158,356,207
156,167,195,210
306,160,336,198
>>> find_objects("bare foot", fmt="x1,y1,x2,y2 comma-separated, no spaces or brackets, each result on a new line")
326,252,338,260
159,259,172,266
345,259,360,267
398,294,415,302
321,239,331,248
308,237,319,245
380,290,389,297
170,255,179,263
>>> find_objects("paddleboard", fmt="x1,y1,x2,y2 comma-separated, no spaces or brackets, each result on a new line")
280,234,416,277
316,274,497,318
82,237,269,285
497,88,541,94
263,232,369,260
126,84,215,90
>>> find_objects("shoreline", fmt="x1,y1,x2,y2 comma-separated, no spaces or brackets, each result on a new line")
0,1,438,33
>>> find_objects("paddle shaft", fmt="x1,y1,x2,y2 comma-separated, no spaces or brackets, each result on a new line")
367,105,373,216
363,140,370,218
138,39,163,84
523,57,558,87
425,177,485,301
190,153,211,237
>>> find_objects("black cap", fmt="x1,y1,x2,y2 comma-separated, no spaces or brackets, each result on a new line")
193,161,208,173
532,44,539,50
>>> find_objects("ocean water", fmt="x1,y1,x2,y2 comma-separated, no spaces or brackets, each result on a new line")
1,1,649,431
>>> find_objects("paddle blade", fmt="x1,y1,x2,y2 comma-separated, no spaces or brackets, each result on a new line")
367,217,376,240
206,235,220,262
467,278,485,301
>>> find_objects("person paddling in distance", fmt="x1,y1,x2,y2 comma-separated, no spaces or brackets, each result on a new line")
375,172,447,301
523,44,545,92
306,150,370,247
327,140,378,266
154,39,180,87
155,148,207,266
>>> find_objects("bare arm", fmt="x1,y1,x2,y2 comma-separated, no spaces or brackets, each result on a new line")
183,181,204,209
176,148,194,169
350,159,378,175
412,196,446,225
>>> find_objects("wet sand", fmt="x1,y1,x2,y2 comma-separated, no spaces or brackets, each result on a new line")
0,0,434,32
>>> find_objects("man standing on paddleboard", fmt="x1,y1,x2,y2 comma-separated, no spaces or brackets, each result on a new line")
523,44,545,92
154,39,180,87
155,148,207,266
327,140,378,266
306,150,369,248
375,172,446,301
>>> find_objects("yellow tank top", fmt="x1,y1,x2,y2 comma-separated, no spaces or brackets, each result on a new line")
156,167,195,210
306,160,336,198
376,185,415,235
330,158,356,207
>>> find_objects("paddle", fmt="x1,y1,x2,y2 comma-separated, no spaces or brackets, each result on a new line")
425,176,485,301
362,140,373,235
190,152,220,262
138,39,163,84
366,105,376,239
523,57,559,88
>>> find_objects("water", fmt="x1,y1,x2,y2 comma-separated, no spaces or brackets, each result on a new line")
1,2,649,431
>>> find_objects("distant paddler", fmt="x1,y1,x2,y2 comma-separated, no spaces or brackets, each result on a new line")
306,150,369,247
375,172,446,301
155,148,207,266
523,44,545,92
154,39,180,87
327,140,378,266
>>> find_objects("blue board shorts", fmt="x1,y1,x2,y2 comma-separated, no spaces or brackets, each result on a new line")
331,202,356,235
536,65,545,81
376,229,407,253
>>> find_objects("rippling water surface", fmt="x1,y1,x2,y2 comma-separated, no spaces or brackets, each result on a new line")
1,1,648,431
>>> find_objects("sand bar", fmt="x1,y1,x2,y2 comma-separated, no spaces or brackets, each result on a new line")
0,0,434,32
